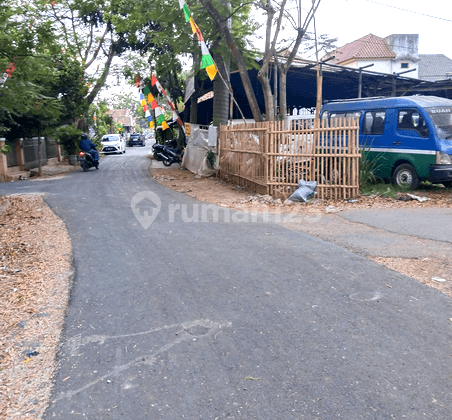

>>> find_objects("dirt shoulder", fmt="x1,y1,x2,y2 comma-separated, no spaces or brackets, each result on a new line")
150,163,452,298
0,195,73,419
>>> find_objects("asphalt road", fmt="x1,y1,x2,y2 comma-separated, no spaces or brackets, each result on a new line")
1,144,451,419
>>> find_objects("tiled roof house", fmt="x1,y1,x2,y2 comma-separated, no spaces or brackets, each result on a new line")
107,109,134,132
324,34,419,78
418,54,452,81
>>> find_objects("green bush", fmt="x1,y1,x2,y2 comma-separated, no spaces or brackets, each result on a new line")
55,125,82,155
359,143,384,189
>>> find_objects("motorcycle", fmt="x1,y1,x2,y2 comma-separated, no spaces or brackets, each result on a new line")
152,140,184,167
78,150,99,171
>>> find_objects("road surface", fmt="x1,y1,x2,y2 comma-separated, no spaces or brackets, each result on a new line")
1,143,451,419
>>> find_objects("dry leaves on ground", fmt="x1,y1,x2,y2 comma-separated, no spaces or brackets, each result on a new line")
0,195,73,420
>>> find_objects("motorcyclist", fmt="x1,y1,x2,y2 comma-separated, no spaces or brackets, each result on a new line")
79,133,99,166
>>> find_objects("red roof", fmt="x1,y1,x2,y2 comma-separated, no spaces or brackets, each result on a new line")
326,34,396,64
107,109,131,126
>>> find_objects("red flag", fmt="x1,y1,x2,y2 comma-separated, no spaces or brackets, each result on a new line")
167,100,175,111
161,88,167,96
5,62,15,77
177,118,183,127
143,104,149,112
151,75,158,86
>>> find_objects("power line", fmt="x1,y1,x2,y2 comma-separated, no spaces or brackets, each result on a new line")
363,0,452,23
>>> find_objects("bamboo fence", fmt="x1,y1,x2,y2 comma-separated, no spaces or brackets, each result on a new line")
219,118,360,200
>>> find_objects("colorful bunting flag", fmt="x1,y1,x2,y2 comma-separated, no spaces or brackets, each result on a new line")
151,75,158,86
143,86,151,96
150,121,154,129
182,4,191,22
162,121,169,131
141,99,146,107
143,104,149,112
200,41,217,80
5,62,15,77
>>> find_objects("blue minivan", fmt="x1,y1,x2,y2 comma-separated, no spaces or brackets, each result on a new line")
320,95,452,189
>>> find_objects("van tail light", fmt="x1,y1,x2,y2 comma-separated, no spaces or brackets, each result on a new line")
435,151,452,165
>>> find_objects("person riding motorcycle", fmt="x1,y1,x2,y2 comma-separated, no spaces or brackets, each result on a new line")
79,133,99,166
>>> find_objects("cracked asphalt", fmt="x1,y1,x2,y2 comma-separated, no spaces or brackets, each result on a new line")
1,144,451,419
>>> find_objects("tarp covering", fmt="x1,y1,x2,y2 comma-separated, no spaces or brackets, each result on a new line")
181,126,218,177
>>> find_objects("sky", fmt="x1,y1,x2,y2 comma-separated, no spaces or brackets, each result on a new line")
311,0,452,60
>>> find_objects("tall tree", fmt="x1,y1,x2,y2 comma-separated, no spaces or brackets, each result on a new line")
199,0,322,122
0,0,87,139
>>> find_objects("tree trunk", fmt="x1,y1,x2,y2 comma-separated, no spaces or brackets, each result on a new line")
257,72,274,121
85,45,115,106
199,0,262,122
279,71,287,121
190,94,198,124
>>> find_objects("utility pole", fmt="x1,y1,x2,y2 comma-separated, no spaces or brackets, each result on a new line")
358,64,374,98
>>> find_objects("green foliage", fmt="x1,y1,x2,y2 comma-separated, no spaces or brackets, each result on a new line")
0,1,88,139
88,102,113,142
359,144,384,189
55,125,82,156
206,150,216,168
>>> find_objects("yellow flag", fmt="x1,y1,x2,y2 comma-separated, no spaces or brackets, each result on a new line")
150,121,154,128
162,121,169,130
148,93,155,103
141,99,146,106
206,64,217,81
189,17,197,34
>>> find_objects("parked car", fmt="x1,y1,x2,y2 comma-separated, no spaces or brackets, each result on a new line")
101,134,125,154
128,133,145,147
321,95,452,189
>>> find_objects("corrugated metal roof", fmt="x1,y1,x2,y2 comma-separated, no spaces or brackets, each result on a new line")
328,34,396,64
418,54,452,81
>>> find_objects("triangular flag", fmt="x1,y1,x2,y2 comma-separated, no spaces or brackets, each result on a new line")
177,118,184,127
147,93,155,104
200,40,209,56
154,107,162,118
206,63,217,80
157,114,165,125
189,17,197,34
151,100,158,110
151,75,158,86
143,104,149,112
168,101,175,111
145,110,151,117
140,93,145,100
143,86,151,96
178,0,185,8
195,25,203,42
141,99,146,106
161,88,166,96
201,53,214,70
147,115,152,122
162,121,169,131
150,121,154,129
182,4,191,22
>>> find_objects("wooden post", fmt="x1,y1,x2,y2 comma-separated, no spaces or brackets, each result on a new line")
15,139,25,170
0,138,9,181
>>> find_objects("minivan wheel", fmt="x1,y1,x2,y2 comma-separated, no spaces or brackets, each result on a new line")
392,163,420,190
